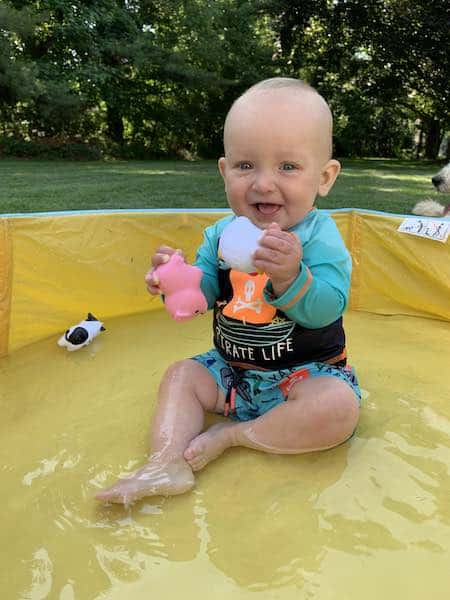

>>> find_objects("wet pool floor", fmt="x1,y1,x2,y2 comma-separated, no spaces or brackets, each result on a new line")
1,310,449,599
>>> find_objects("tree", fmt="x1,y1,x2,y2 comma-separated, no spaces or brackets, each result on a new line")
261,0,450,158
0,4,42,135
0,0,276,155
2,0,447,158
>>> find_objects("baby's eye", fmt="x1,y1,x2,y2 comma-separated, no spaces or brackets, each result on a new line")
238,162,253,170
281,163,297,171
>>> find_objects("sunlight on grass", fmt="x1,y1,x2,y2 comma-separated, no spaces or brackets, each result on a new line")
370,173,431,183
0,158,444,215
95,169,195,177
340,171,431,184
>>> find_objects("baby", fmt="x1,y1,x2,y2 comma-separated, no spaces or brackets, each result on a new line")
96,77,361,505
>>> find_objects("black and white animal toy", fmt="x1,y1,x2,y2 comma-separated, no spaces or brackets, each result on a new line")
58,313,105,351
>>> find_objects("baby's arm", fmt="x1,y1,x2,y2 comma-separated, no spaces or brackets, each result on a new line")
145,220,223,306
258,221,351,328
193,223,223,308
252,222,302,297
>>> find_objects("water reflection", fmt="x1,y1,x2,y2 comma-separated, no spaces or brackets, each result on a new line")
3,311,450,599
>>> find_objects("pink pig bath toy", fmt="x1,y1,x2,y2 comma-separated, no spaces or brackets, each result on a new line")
154,253,207,322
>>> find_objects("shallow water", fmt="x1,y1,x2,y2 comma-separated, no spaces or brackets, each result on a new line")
1,310,449,599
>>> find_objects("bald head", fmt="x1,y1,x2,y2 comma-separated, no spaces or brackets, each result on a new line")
224,78,334,163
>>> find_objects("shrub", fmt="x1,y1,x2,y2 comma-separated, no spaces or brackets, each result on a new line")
0,137,103,160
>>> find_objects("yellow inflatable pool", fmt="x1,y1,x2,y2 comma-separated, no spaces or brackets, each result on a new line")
1,209,449,599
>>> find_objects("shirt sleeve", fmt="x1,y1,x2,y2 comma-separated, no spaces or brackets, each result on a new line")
193,220,225,309
263,215,351,328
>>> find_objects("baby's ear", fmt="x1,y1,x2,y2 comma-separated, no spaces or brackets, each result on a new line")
318,159,341,197
218,157,226,179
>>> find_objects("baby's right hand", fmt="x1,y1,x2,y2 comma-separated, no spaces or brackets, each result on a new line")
145,246,184,295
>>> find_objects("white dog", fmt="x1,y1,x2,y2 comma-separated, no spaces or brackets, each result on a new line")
412,161,450,217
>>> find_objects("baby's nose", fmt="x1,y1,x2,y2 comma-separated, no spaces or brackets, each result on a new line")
252,170,276,193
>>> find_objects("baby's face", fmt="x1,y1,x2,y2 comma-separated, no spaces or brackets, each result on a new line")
218,89,340,230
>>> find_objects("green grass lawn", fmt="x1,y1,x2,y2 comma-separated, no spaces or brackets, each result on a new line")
0,157,444,215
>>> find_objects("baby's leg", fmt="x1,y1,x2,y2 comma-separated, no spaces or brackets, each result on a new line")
95,359,223,504
184,376,359,471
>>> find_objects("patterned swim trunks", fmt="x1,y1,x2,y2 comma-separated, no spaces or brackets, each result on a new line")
192,348,361,422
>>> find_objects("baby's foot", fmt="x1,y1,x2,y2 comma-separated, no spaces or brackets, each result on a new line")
184,422,237,471
95,457,195,505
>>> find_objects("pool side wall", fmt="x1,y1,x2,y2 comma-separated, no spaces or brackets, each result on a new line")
0,209,448,356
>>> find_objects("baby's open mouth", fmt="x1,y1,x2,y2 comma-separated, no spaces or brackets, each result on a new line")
255,203,280,215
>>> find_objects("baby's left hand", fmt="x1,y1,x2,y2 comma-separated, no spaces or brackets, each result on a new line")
252,222,303,297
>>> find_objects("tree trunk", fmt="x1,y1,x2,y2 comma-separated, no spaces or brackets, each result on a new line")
415,126,424,159
424,119,441,159
106,104,124,145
